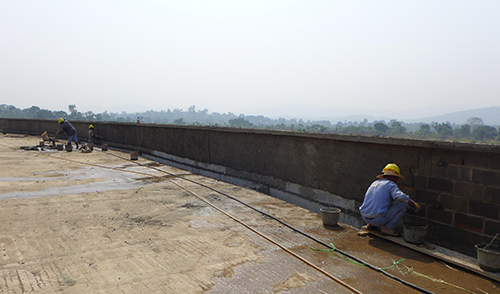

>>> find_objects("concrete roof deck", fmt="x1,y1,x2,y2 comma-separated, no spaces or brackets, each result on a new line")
0,134,498,294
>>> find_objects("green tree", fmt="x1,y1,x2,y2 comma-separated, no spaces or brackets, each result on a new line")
373,122,389,135
173,118,185,125
68,104,83,120
454,124,471,138
36,109,55,119
68,104,77,115
307,124,327,132
472,125,497,141
431,122,453,138
84,111,96,121
334,122,343,132
54,110,68,119
416,124,431,138
466,117,483,131
24,106,41,118
228,118,254,128
389,120,407,136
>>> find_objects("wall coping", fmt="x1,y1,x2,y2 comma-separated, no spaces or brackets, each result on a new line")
3,118,500,154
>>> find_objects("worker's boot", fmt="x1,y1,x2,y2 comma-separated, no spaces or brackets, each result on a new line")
361,224,378,231
381,226,400,237
76,142,79,149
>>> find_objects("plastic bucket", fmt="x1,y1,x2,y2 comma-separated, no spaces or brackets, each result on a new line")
130,151,138,160
403,224,427,244
101,144,108,151
476,244,500,272
320,207,341,226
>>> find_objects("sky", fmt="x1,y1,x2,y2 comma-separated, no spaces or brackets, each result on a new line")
1,0,499,120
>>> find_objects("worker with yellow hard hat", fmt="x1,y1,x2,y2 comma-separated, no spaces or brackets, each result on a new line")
56,118,79,150
87,124,105,151
88,124,95,151
359,163,420,236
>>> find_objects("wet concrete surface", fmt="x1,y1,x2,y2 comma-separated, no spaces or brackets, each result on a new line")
0,165,153,200
0,135,499,293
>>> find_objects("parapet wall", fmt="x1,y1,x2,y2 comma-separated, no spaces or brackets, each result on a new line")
2,118,499,256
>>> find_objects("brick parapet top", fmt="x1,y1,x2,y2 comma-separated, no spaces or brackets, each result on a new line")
4,118,500,154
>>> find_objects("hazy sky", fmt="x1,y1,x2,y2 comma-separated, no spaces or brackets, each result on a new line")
1,1,499,119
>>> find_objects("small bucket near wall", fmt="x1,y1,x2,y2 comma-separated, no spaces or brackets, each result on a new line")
320,207,341,226
476,233,500,272
101,144,108,151
476,244,500,272
403,223,428,245
130,151,138,160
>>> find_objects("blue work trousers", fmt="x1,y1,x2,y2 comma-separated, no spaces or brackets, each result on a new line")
67,134,78,144
362,202,408,230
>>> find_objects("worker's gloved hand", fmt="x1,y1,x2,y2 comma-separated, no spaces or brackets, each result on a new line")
408,200,420,212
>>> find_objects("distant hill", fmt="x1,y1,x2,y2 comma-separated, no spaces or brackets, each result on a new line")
245,104,391,123
3,103,499,127
404,106,500,125
250,105,500,126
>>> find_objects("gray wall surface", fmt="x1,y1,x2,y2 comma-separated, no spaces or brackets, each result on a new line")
2,118,499,256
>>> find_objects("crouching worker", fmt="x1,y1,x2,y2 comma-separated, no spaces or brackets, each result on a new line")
56,118,78,149
359,163,420,236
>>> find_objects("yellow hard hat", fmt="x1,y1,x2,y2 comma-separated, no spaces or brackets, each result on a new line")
376,163,405,181
384,163,400,174
89,124,94,129
58,118,64,123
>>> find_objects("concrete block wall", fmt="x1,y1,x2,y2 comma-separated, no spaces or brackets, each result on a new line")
1,118,499,256
407,151,500,254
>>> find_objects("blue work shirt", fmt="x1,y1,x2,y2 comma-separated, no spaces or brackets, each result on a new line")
58,120,77,136
359,178,411,219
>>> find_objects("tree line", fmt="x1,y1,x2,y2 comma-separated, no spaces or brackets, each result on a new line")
1,104,499,144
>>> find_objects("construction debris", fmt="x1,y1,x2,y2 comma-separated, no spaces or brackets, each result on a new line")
80,144,93,153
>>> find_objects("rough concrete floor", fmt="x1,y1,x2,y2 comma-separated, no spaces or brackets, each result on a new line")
0,134,499,294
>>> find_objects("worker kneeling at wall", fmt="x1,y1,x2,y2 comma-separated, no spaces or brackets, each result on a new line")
359,163,420,237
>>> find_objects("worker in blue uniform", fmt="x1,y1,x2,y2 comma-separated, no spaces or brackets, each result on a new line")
56,118,79,150
359,163,420,236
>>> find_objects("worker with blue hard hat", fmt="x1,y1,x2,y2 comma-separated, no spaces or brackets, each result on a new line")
359,163,420,236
